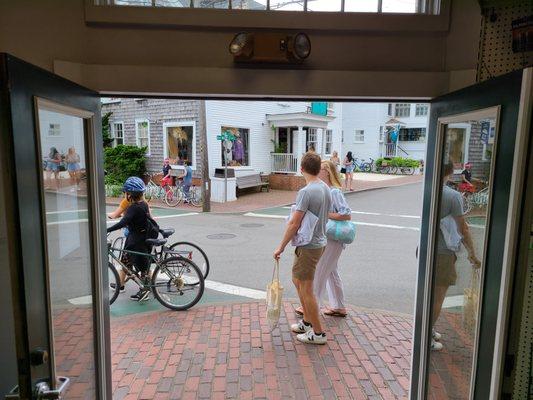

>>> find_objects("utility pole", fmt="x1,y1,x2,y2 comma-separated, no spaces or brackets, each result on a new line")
199,100,211,212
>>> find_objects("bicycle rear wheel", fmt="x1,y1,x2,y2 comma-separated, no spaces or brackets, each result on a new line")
362,163,372,173
190,186,202,207
151,256,204,311
108,262,121,305
164,187,182,207
167,241,210,279
401,167,415,175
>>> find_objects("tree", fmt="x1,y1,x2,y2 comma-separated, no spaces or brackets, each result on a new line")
102,111,114,148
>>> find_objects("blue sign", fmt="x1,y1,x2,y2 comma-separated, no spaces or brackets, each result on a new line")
310,102,328,116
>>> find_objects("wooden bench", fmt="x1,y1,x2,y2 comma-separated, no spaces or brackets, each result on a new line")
236,174,270,194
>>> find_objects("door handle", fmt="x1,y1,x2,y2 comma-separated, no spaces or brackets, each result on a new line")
35,377,70,400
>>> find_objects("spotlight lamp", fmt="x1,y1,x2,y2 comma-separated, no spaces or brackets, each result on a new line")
229,32,311,64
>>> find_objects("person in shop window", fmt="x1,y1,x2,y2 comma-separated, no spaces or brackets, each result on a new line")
232,132,245,165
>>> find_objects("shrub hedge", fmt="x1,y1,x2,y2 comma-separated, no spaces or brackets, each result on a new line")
104,145,147,186
376,157,421,168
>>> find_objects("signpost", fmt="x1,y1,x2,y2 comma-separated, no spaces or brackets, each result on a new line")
217,130,236,202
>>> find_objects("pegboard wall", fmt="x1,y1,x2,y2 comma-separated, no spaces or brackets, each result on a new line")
477,2,533,82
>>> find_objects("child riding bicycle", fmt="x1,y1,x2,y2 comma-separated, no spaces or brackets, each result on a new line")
107,176,159,301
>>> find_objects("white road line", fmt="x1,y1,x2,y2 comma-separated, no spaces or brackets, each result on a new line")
244,212,287,219
442,295,464,309
204,280,266,299
47,212,199,226
245,212,419,231
352,211,420,219
46,209,88,215
68,295,92,305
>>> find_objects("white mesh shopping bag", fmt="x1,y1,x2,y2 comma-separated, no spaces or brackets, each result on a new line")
266,260,284,331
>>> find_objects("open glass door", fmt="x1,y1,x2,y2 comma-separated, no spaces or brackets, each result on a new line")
411,68,532,399
1,54,109,399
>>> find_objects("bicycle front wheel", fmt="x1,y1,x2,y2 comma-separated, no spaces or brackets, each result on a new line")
108,262,121,305
152,256,204,311
167,241,210,279
362,163,372,173
164,187,182,207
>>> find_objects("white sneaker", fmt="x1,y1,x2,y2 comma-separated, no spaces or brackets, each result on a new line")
297,330,327,345
431,339,443,351
432,329,442,341
290,320,312,333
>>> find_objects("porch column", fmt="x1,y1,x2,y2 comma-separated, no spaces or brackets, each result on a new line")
316,127,324,156
295,126,305,175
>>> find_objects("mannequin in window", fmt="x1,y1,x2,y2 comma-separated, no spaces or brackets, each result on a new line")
232,132,244,165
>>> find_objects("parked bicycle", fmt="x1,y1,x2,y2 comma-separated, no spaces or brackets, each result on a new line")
107,234,205,310
353,158,372,172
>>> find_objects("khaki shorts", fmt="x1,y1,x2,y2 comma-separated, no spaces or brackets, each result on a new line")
435,253,457,287
292,247,324,281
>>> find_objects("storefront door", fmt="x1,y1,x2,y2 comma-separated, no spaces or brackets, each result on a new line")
412,68,532,399
1,54,110,399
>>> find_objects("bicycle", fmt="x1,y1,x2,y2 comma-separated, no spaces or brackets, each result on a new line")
174,179,203,207
353,158,370,172
365,158,376,173
145,174,182,207
107,235,204,310
111,228,210,280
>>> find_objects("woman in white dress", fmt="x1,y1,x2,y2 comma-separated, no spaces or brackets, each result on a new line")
295,160,352,317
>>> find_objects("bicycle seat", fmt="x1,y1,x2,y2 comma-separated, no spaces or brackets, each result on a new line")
159,228,175,238
146,238,167,246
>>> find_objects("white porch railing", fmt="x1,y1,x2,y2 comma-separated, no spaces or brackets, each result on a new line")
271,153,298,173
382,143,397,157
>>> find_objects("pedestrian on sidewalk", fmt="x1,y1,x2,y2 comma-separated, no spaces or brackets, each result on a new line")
273,152,331,345
343,151,355,191
330,151,340,171
295,160,351,317
431,162,481,351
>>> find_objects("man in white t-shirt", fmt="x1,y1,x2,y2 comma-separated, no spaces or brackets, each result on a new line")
274,152,331,345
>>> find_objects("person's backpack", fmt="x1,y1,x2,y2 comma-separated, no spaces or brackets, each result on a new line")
145,214,160,240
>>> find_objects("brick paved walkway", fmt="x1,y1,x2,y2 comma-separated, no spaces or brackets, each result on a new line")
109,301,413,400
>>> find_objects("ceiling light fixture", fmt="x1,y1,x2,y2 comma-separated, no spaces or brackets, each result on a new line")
229,32,311,64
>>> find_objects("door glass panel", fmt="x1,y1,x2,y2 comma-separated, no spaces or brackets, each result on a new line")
427,113,497,399
37,102,95,399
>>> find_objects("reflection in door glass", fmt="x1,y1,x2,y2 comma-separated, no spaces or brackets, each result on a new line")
38,105,95,399
427,117,496,399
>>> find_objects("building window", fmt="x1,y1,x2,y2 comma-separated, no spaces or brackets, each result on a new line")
387,103,393,116
394,104,411,118
415,104,429,116
324,129,333,155
48,123,61,137
379,126,384,143
354,129,364,143
221,126,250,166
112,122,124,147
306,128,318,151
135,119,150,154
165,122,195,167
398,128,426,142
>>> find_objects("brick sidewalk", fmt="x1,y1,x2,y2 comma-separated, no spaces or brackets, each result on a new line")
107,174,423,214
109,301,413,400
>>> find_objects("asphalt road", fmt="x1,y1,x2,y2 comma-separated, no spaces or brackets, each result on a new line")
45,182,487,315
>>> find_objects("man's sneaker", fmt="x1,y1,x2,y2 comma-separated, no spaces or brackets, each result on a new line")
110,283,125,293
290,320,312,333
431,339,443,351
432,329,442,341
296,330,327,345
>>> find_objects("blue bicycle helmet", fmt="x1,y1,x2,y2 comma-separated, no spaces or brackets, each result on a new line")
122,176,146,193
